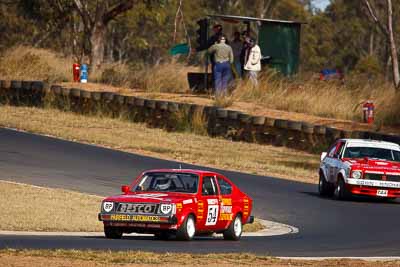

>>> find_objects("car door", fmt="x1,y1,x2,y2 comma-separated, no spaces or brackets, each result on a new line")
215,175,234,230
332,141,346,178
200,175,221,230
323,144,338,183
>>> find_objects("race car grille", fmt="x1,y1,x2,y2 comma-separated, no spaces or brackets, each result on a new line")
116,203,159,215
364,173,400,182
364,173,382,181
386,175,400,182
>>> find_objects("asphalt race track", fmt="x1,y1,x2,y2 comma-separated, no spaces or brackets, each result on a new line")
1,127,400,257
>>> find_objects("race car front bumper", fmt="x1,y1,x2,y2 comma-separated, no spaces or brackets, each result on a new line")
98,213,178,224
344,178,400,198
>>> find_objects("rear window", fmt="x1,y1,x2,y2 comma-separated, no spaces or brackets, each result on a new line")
217,177,232,195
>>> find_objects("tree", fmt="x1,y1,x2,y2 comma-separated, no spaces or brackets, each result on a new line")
72,0,137,71
363,0,399,89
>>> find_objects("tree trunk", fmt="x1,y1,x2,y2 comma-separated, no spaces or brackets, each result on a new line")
369,30,374,56
90,22,107,73
386,0,400,88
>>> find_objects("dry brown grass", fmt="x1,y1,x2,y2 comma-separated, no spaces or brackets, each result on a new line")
0,181,103,232
242,220,265,232
213,94,235,108
1,249,399,267
0,105,319,184
135,62,200,93
0,46,73,83
232,72,400,127
0,46,398,128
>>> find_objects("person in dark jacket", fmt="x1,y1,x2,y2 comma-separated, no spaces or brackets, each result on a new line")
207,24,223,49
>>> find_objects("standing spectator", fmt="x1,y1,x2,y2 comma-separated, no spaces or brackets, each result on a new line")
207,24,223,49
230,31,243,78
244,38,261,87
207,24,224,88
240,34,251,75
208,35,234,95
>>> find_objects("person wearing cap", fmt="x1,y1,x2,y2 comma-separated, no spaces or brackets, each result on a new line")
208,35,234,95
207,24,223,49
244,38,261,87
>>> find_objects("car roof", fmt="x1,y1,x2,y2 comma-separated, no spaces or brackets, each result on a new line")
143,169,222,176
340,139,400,151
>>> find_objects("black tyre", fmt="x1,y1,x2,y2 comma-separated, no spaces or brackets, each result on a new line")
318,173,334,197
334,178,350,200
176,215,196,241
104,226,123,239
223,214,242,241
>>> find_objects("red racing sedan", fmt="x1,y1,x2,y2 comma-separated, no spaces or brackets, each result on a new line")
99,169,254,241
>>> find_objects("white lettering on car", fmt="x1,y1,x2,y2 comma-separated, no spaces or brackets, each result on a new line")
207,199,218,205
221,205,232,214
183,199,193,205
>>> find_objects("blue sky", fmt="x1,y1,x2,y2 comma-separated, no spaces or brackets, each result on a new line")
313,0,331,10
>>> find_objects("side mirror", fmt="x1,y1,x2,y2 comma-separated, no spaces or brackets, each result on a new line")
121,185,130,194
320,152,327,161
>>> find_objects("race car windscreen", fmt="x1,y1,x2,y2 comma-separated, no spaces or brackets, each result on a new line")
133,172,199,193
343,147,400,162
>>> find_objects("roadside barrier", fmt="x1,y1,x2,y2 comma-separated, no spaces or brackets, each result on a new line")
1,79,400,153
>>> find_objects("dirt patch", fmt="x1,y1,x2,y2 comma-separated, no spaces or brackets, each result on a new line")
1,249,399,267
59,82,400,135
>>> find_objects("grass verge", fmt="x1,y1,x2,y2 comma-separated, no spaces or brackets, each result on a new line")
0,180,103,232
0,180,263,232
0,105,319,184
1,249,398,267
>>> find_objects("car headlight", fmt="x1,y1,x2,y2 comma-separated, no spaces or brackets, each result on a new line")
160,203,176,215
351,171,362,179
103,202,114,212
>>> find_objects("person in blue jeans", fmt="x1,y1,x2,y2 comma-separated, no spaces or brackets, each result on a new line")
208,35,234,95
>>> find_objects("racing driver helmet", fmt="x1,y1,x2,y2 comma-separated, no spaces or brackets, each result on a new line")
155,178,171,191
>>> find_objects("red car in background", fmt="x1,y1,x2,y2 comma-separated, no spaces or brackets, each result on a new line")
98,169,253,241
319,139,400,200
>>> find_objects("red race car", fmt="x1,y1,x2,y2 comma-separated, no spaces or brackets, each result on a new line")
98,169,254,241
319,139,400,200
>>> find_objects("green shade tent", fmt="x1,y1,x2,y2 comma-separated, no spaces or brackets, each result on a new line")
208,15,304,76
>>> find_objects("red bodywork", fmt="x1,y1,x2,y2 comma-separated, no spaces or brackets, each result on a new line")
345,158,400,198
98,169,253,235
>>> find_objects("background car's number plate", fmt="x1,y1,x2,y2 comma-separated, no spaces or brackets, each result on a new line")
377,190,388,197
205,205,219,226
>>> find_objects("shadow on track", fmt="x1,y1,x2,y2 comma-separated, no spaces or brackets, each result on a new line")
300,191,399,205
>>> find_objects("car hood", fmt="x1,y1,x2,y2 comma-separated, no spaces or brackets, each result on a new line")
343,158,400,172
103,192,196,204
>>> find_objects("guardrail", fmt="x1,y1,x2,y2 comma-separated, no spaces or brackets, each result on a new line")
1,79,399,153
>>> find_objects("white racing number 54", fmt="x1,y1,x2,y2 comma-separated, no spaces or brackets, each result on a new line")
206,205,219,226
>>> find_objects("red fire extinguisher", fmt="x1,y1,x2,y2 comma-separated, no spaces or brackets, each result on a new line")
73,63,80,82
362,100,375,124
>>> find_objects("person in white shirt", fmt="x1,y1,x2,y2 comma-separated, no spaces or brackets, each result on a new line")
244,38,261,87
